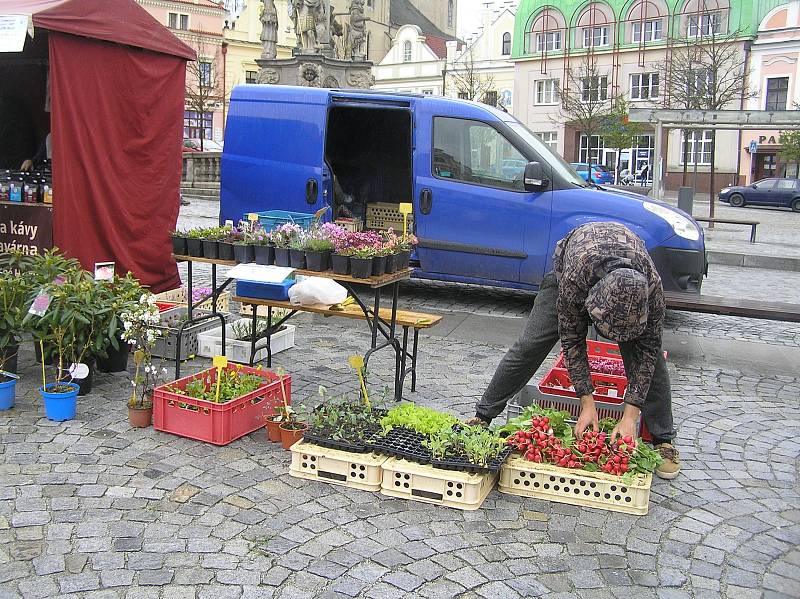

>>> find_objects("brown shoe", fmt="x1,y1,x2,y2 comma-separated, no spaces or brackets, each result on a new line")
464,416,489,428
654,443,681,480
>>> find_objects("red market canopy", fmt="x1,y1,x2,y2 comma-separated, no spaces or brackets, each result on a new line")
2,0,195,292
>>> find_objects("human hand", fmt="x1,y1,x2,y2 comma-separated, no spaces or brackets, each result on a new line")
464,416,489,428
575,395,598,436
20,159,33,171
610,404,640,442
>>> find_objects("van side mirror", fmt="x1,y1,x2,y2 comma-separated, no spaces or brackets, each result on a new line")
524,162,549,191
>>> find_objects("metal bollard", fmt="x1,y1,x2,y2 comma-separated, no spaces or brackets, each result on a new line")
678,186,694,215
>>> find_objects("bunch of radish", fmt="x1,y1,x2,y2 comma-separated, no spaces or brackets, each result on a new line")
587,357,626,377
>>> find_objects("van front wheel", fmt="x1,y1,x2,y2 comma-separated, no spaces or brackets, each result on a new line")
729,193,745,208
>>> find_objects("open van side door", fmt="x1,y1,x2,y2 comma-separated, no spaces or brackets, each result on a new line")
220,86,330,224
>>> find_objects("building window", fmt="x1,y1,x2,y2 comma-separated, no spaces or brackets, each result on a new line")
448,0,454,28
581,75,608,102
502,32,511,56
457,92,469,99
483,90,498,106
245,70,257,84
688,13,720,37
765,77,789,111
536,131,558,150
403,40,412,62
632,19,662,42
681,129,713,165
367,0,373,7
687,68,714,100
582,26,608,48
630,73,659,100
535,79,559,104
422,89,434,95
535,31,562,52
199,62,212,87
184,111,213,140
168,13,189,30
579,134,604,164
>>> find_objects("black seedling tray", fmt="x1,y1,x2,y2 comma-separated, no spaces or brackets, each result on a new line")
303,425,382,454
372,427,512,474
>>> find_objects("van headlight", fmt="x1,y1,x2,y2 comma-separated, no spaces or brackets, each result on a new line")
643,202,701,241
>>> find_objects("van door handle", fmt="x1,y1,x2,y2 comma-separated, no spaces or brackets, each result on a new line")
420,188,432,214
306,179,318,205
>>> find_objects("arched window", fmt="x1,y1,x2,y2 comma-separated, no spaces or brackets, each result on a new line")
525,7,566,54
403,40,412,62
576,3,614,48
502,32,511,55
627,0,667,43
681,0,730,37
448,0,454,28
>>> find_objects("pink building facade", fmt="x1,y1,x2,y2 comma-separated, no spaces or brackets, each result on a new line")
740,2,800,184
137,0,227,145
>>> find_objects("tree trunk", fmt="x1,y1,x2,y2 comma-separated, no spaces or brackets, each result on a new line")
708,130,716,226
615,147,622,185
586,134,593,182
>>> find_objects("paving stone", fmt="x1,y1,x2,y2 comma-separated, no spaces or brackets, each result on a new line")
382,571,425,592
100,569,135,588
33,554,65,575
58,572,100,593
137,568,174,586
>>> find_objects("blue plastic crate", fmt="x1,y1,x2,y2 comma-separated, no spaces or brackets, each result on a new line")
256,210,315,231
236,278,295,301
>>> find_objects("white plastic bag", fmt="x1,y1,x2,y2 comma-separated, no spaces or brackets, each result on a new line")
288,277,347,306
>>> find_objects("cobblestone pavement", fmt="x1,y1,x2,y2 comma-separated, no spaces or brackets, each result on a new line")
2,311,799,599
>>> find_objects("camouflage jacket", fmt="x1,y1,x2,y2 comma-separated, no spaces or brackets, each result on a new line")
552,222,665,408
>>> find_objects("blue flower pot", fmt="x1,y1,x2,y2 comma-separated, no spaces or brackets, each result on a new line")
0,374,18,410
40,383,79,421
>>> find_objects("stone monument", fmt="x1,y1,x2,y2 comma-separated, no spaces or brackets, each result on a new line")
255,0,373,89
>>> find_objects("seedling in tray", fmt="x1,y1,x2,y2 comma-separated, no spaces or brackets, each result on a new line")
303,386,387,453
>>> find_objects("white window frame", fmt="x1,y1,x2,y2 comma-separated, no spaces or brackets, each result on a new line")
581,75,608,102
632,19,662,42
402,40,412,62
688,13,720,37
582,26,609,48
536,131,558,150
765,76,790,111
680,129,713,165
535,79,559,105
536,31,562,52
630,73,659,100
502,32,511,56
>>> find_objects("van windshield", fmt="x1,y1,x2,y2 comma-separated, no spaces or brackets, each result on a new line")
507,122,586,188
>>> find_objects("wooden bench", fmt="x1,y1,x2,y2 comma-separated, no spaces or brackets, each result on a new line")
665,292,800,322
694,217,759,243
233,295,442,394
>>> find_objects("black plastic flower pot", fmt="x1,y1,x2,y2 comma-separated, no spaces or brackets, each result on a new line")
350,257,373,279
385,252,400,274
0,345,18,375
305,250,330,272
274,248,291,267
96,340,129,373
254,244,274,266
218,242,235,261
372,255,387,277
289,249,306,269
202,240,220,259
233,244,255,264
398,250,411,270
76,360,95,397
331,254,350,275
186,238,203,257
171,236,187,256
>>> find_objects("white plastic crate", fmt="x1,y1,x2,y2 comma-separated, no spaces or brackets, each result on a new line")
196,322,295,363
499,455,653,515
380,458,497,511
289,442,387,492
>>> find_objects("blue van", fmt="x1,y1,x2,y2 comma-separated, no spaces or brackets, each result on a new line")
221,86,706,294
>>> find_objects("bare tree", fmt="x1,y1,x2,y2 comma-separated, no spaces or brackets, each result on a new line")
660,23,754,217
553,54,617,174
448,47,496,103
184,32,224,151
599,98,644,184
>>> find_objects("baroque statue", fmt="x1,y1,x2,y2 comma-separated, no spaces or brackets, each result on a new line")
259,0,279,59
289,0,328,53
348,0,366,59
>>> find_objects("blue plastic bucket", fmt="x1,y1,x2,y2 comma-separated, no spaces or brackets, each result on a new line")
40,382,79,421
0,373,18,410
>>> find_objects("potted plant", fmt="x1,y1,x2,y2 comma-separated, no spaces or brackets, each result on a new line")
264,366,293,443
229,225,256,264
121,293,163,427
396,232,417,270
279,409,308,450
0,370,19,411
170,229,188,256
289,232,307,269
218,226,236,261
253,228,274,266
185,228,205,257
303,226,334,272
349,246,375,279
96,273,148,373
271,223,302,267
0,255,35,375
202,226,231,260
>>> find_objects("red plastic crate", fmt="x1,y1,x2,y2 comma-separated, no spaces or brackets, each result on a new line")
153,365,291,445
553,340,624,373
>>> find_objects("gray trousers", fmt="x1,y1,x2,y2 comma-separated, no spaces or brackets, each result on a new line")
475,273,675,443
